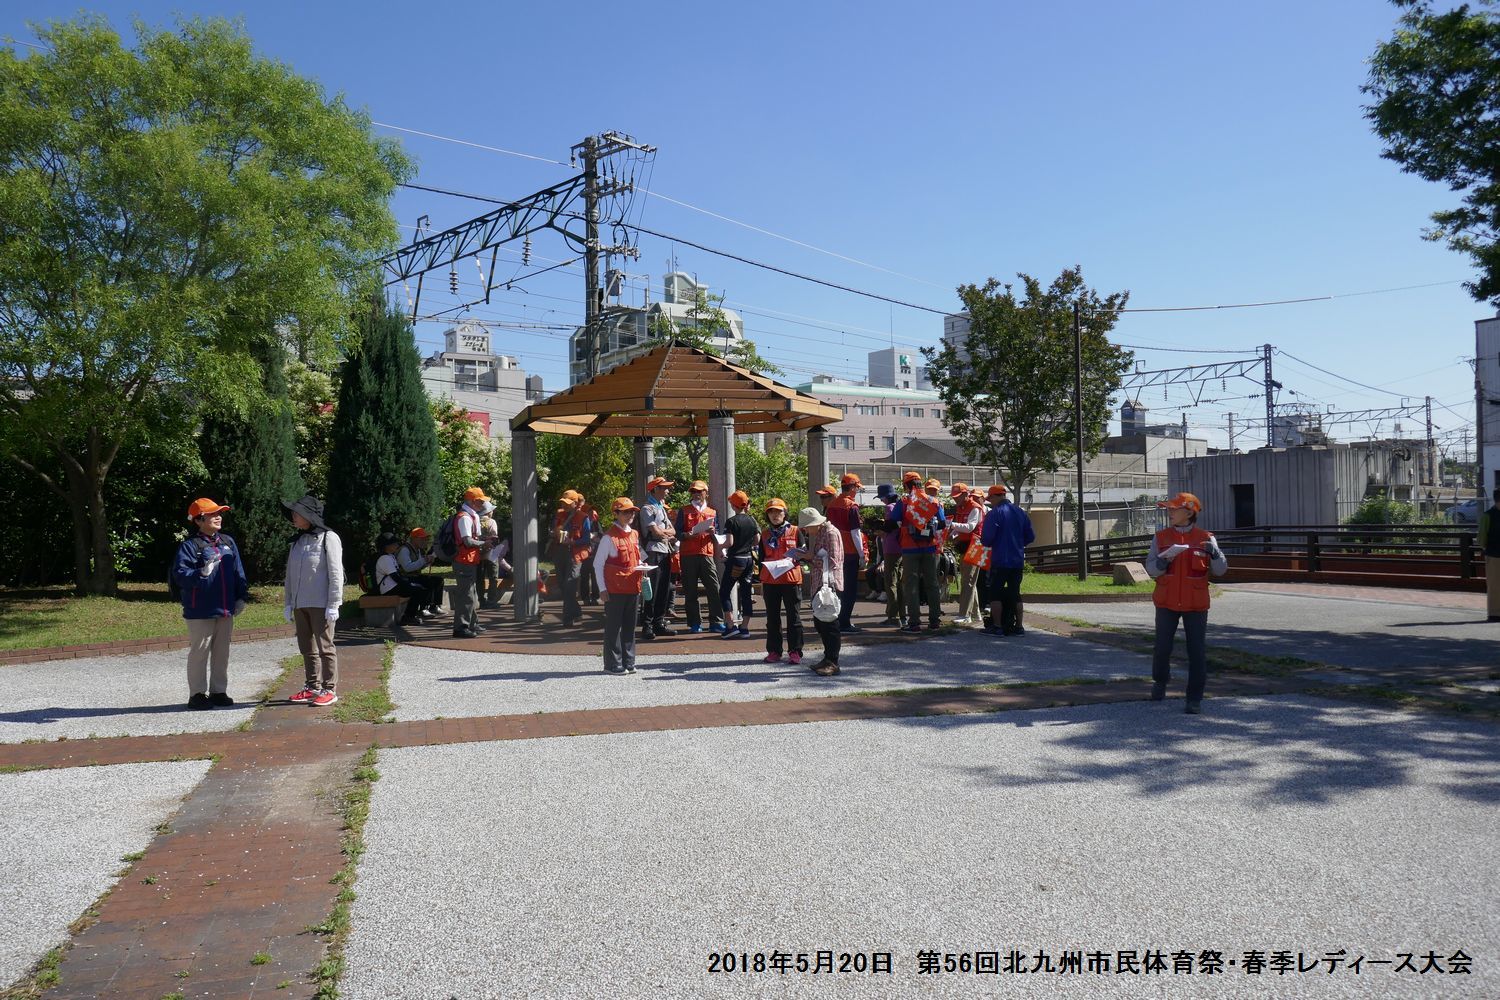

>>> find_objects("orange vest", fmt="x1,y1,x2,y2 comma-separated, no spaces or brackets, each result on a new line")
677,503,718,557
759,523,803,584
952,497,983,551
899,491,942,550
1152,526,1213,612
602,525,642,595
827,493,860,556
554,507,589,563
453,510,481,566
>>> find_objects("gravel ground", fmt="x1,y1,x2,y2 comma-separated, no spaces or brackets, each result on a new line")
389,628,1149,720
0,639,292,744
343,695,1500,999
1029,589,1500,671
0,760,211,987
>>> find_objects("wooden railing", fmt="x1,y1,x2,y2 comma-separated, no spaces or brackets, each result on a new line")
1027,524,1481,579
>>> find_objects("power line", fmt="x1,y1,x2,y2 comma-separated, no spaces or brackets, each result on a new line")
1276,350,1410,398
375,123,570,167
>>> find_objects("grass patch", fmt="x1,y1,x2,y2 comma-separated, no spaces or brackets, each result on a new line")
1020,574,1154,596
309,745,381,999
0,945,64,999
251,952,271,966
331,642,396,724
0,582,362,653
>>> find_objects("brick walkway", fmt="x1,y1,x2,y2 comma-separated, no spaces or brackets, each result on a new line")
11,594,1495,998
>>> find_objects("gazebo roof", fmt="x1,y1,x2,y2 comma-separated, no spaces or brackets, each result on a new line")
510,343,845,437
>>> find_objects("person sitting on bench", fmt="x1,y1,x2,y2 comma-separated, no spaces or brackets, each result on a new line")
375,532,436,624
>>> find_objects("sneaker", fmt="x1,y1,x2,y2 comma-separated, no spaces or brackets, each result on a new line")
625,665,637,674
1150,682,1167,702
814,663,838,676
839,624,862,635
953,617,972,626
709,623,728,634
1184,701,1202,715
763,653,783,663
418,608,435,619
788,652,803,666
880,618,901,627
603,665,627,675
654,625,677,637
289,687,317,704
720,627,740,640
641,628,656,641
735,627,751,639
452,629,478,639
311,690,338,707
188,692,213,710
688,625,703,634
207,692,235,707
471,624,488,634
900,625,922,635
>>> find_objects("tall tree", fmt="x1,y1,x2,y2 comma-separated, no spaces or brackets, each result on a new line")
325,301,444,567
0,16,410,594
923,267,1132,496
432,399,510,510
286,360,338,501
1365,0,1500,304
199,343,305,582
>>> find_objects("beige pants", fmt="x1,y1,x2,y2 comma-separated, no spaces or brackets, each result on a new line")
186,616,233,696
1488,557,1500,619
294,607,338,691
956,560,982,621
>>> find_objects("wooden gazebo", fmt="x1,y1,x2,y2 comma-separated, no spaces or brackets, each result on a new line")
506,344,845,621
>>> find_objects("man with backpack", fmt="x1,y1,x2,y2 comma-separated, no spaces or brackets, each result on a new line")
887,471,948,633
446,487,490,639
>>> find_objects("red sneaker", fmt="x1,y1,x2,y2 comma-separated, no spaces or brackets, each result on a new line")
311,690,338,707
787,652,802,666
289,687,317,704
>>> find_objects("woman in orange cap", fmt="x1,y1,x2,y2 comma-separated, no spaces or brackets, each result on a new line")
593,497,651,674
174,498,250,710
757,498,804,664
1148,493,1228,714
717,490,759,639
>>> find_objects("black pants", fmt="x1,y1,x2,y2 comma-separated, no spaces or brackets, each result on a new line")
556,554,581,621
1153,608,1208,703
385,578,430,620
602,592,639,671
813,615,841,665
641,551,672,630
579,557,600,603
763,583,803,655
990,566,1024,632
837,554,860,628
976,566,992,623
719,555,754,624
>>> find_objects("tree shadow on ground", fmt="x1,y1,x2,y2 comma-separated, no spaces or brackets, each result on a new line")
898,695,1500,807
1202,622,1500,673
0,702,253,724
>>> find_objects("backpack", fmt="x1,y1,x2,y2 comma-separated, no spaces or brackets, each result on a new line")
358,553,383,595
167,536,213,601
433,512,460,564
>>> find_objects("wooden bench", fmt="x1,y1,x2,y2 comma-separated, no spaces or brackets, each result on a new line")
358,594,409,628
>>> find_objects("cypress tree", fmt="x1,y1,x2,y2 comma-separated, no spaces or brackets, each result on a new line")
199,343,306,582
325,300,444,568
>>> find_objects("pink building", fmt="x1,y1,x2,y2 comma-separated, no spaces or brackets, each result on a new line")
795,379,948,463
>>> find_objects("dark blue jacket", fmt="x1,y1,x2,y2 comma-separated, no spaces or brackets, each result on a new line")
980,502,1036,569
174,533,249,620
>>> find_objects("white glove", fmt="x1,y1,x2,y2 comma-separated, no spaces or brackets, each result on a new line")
198,549,220,578
325,606,340,623
233,600,247,616
1203,536,1222,558
283,605,294,623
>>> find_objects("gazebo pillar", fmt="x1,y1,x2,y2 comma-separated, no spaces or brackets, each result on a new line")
807,426,830,504
632,436,655,502
510,427,541,622
707,411,736,516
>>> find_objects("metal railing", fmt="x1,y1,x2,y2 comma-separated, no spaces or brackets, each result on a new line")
1026,524,1482,578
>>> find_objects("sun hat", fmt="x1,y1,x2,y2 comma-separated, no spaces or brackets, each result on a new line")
797,507,827,530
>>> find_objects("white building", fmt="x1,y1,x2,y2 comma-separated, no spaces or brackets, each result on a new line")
1479,314,1500,494
866,346,932,391
942,312,972,364
568,272,745,384
421,321,542,441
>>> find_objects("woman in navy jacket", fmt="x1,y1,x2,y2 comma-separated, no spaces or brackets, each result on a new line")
174,498,250,709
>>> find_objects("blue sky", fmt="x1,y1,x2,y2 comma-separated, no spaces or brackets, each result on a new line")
5,1,1486,451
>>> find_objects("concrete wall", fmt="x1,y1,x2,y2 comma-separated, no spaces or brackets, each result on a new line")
1168,448,1338,530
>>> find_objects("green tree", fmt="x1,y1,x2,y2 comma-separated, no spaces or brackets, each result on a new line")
536,435,632,516
325,301,444,567
286,360,338,501
1365,1,1500,304
0,17,410,594
923,267,1132,495
198,343,305,582
734,439,808,514
432,399,511,511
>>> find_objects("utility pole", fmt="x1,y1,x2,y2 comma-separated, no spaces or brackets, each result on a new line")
1073,303,1088,580
1181,412,1188,459
1227,413,1237,452
1262,344,1278,448
1424,395,1436,485
579,134,601,379
1475,356,1486,500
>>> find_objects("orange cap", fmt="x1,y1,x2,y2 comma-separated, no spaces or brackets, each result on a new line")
560,489,582,503
764,497,788,512
950,483,969,498
463,487,491,503
925,478,942,490
814,484,837,497
611,497,639,513
1159,492,1203,514
646,476,675,491
840,473,862,489
987,484,1009,498
902,470,923,484
187,498,230,519
689,480,708,493
729,490,750,509
409,527,429,539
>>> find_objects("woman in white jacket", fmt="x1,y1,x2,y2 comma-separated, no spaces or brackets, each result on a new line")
282,494,345,707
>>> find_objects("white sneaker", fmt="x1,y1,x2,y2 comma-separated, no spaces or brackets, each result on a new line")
953,616,972,625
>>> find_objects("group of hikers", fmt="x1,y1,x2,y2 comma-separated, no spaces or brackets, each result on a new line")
171,473,1229,715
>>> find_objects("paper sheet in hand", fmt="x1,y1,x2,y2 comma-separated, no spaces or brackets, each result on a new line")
762,558,795,579
691,520,714,535
1163,543,1189,558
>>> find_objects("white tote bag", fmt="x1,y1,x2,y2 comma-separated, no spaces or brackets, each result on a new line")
811,551,840,623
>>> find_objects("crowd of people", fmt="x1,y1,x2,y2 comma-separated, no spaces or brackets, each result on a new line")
170,476,1229,715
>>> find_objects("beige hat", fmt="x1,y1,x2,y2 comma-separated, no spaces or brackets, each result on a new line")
797,507,826,530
